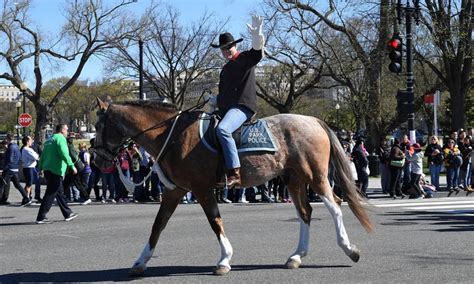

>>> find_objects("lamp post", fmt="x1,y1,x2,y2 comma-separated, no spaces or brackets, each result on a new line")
15,101,21,144
335,103,340,129
19,82,28,135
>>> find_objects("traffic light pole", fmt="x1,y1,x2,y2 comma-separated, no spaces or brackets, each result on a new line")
139,39,144,100
405,7,416,144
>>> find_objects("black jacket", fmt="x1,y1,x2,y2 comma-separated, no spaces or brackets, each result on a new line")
217,49,262,115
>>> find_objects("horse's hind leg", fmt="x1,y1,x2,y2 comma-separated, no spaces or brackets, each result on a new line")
314,180,361,263
192,188,233,276
285,177,312,269
129,188,187,277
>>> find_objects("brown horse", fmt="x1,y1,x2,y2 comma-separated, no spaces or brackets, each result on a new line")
93,98,373,277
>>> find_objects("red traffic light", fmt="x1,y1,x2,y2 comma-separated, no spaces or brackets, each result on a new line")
388,39,401,49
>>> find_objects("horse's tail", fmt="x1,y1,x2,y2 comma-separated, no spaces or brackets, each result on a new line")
319,121,374,233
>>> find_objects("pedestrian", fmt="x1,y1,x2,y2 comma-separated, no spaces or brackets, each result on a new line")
352,138,369,197
0,133,32,206
63,137,91,205
101,162,116,203
399,135,412,192
20,135,40,201
135,146,152,202
127,143,142,202
388,138,407,199
406,143,424,199
36,124,78,224
424,136,444,191
31,140,43,201
458,136,472,191
444,139,462,195
211,15,264,189
150,160,163,203
377,137,391,194
87,138,102,201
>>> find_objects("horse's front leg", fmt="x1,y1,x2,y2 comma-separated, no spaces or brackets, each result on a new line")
129,188,187,277
193,188,233,276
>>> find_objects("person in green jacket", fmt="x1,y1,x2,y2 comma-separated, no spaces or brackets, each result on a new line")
36,124,79,224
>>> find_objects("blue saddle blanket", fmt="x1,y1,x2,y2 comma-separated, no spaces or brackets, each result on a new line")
199,113,278,153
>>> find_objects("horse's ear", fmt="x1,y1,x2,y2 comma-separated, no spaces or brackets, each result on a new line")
96,97,109,111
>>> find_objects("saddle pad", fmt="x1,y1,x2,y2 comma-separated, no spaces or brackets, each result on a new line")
199,113,278,154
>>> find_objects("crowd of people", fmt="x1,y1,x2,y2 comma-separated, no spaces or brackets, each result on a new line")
346,128,473,199
1,126,473,216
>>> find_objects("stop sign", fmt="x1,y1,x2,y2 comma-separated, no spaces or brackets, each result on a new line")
18,113,33,127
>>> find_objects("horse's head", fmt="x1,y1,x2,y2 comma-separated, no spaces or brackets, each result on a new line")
93,98,130,169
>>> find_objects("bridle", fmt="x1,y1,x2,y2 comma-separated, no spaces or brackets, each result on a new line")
94,98,209,163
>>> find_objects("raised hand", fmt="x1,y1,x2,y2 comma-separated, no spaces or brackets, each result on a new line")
246,15,265,51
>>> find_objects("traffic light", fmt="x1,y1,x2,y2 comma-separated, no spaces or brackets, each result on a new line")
388,34,403,74
396,90,414,115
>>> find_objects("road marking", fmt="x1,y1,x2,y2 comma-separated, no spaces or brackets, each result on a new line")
404,204,474,210
373,200,474,208
57,234,80,239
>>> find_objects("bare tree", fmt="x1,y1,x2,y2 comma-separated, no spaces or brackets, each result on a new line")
415,0,472,130
0,0,144,142
263,0,392,149
259,0,326,114
106,5,225,108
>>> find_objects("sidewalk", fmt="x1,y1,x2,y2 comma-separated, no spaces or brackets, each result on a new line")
1,175,467,207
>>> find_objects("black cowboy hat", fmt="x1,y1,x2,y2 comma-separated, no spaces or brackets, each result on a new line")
210,32,243,49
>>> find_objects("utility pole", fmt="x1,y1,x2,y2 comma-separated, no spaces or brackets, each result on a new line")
395,0,420,144
139,38,144,100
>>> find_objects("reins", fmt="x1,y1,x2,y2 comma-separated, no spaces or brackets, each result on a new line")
99,95,210,192
97,95,209,162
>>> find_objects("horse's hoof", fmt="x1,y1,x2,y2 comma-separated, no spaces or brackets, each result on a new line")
213,265,230,276
285,258,301,269
349,246,360,263
129,264,146,277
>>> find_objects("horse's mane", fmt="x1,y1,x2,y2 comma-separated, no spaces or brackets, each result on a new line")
120,100,179,111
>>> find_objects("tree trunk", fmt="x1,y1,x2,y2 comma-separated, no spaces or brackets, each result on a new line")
450,87,466,131
33,104,51,144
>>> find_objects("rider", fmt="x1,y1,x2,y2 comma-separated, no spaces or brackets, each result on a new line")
211,15,264,188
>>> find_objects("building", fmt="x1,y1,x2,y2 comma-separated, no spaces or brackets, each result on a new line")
0,84,21,101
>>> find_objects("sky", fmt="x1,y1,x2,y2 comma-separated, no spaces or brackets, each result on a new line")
3,0,261,85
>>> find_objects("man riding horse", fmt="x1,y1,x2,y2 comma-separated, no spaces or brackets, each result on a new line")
211,15,264,189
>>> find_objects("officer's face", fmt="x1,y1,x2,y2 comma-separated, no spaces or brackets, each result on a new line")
221,45,237,60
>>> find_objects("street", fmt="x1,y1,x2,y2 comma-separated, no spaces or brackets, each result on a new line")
1,178,473,283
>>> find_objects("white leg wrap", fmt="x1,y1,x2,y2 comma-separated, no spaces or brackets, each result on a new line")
289,218,310,262
133,242,155,270
217,234,233,269
320,196,353,255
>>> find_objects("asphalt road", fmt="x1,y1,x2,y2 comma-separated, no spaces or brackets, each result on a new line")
1,178,474,283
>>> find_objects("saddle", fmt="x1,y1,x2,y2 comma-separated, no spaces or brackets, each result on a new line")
199,112,277,154
198,113,278,186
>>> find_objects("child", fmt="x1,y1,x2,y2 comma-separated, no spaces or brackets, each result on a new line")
420,174,436,198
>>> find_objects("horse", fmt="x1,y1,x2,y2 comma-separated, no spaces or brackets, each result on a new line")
93,98,373,277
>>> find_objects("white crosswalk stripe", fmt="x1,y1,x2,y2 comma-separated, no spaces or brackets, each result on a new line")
371,197,474,216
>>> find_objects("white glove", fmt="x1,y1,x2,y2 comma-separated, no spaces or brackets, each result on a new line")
247,15,265,51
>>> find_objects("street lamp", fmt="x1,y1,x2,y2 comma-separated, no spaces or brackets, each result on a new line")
19,82,28,135
335,103,340,129
15,101,21,144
